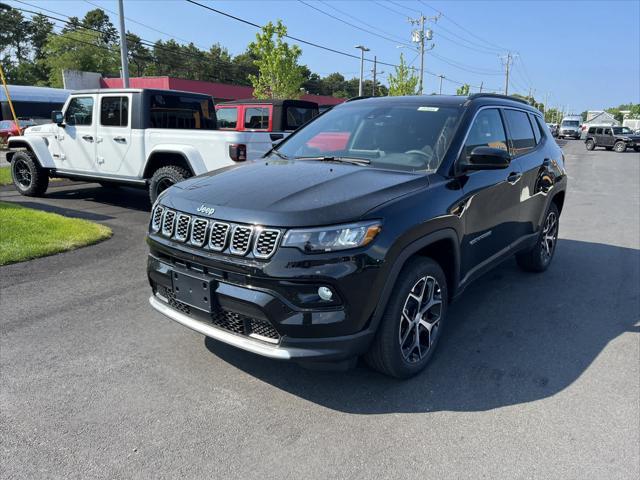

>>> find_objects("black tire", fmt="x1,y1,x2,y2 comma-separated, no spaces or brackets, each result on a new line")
148,165,191,204
10,150,49,197
365,257,448,379
585,139,595,150
516,202,560,273
614,141,626,153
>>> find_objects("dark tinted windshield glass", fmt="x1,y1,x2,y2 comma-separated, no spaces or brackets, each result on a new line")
149,94,215,130
275,103,462,172
561,120,580,127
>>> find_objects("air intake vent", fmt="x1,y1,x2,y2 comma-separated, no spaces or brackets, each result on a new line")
209,222,230,251
175,214,191,242
151,206,164,232
161,210,176,237
230,226,254,255
190,218,208,247
253,229,281,259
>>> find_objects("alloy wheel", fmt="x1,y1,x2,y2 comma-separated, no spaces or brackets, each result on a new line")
399,275,443,363
12,159,32,189
155,177,175,196
540,211,558,262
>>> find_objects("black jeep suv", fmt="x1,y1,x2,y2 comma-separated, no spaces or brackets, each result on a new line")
146,94,567,378
584,126,640,153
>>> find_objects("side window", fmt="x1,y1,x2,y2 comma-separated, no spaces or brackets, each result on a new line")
244,107,269,130
604,128,612,135
596,128,603,135
464,108,508,158
216,107,237,129
588,127,596,134
529,114,542,144
285,106,317,130
65,97,94,126
504,109,536,156
100,96,128,127
149,95,216,130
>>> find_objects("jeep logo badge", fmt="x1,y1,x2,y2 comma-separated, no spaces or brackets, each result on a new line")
196,205,215,216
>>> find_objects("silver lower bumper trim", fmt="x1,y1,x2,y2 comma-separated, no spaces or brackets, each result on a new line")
149,295,291,359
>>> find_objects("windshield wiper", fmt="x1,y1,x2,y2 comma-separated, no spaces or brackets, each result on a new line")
270,149,290,160
294,156,371,166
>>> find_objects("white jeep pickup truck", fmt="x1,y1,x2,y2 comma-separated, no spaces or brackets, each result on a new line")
6,88,279,202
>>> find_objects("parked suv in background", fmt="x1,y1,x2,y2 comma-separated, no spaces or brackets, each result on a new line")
584,126,640,152
6,89,278,203
146,94,567,378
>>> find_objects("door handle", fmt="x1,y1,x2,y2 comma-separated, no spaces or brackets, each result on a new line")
82,135,94,142
113,137,127,143
507,172,522,185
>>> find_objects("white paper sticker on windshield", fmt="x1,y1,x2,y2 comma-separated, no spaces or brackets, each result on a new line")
418,106,439,112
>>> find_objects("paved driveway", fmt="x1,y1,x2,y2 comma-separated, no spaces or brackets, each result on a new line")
1,140,638,479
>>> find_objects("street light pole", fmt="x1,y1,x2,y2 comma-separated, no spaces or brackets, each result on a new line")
117,0,130,88
355,45,370,97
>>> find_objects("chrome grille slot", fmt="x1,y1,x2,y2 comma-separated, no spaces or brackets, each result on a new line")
253,228,281,259
190,218,208,247
174,214,191,242
230,225,254,255
161,210,176,237
151,205,164,232
209,222,230,251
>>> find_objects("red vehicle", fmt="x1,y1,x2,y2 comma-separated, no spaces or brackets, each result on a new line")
215,99,319,142
0,119,36,145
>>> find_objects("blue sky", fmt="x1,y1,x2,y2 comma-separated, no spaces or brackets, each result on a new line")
12,0,640,113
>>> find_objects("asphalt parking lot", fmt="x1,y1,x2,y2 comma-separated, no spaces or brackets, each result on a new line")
1,140,638,479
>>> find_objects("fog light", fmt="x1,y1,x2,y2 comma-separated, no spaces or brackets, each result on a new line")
318,286,333,301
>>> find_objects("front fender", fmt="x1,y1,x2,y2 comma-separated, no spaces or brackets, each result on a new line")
7,136,56,169
144,145,208,176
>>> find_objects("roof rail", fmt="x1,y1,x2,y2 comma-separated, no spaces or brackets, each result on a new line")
345,96,371,102
467,93,530,105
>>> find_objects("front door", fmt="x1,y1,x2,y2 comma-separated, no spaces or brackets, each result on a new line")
459,108,523,280
96,94,132,174
57,95,97,172
602,127,614,147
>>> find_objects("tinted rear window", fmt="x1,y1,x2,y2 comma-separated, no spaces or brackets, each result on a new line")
244,107,269,130
285,106,317,130
216,107,237,129
149,94,215,130
504,109,536,156
101,96,128,127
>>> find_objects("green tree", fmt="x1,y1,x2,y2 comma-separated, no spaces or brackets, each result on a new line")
387,53,418,96
126,32,153,77
43,29,119,87
456,84,470,96
248,20,305,99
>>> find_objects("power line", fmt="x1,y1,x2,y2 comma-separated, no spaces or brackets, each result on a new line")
297,0,415,49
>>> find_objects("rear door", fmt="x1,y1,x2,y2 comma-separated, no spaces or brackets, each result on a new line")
459,108,523,279
57,95,97,172
96,94,132,173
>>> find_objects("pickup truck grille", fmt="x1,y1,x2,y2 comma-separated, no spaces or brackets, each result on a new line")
152,206,281,259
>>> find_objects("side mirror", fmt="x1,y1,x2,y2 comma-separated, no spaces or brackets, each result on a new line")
51,111,64,125
462,146,510,171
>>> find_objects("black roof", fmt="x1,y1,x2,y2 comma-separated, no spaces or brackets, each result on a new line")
337,93,539,113
219,98,319,108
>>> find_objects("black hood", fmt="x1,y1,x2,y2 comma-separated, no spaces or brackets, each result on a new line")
161,160,429,227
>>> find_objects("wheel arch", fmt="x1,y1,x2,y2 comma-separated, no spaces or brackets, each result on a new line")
6,137,54,169
142,146,208,179
368,228,460,332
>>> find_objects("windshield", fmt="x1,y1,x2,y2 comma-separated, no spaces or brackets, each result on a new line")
0,121,12,129
273,103,462,172
561,120,580,128
612,127,633,135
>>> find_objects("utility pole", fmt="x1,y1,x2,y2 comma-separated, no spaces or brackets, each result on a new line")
543,92,550,117
500,52,515,96
117,0,130,88
479,81,483,93
409,12,439,95
437,75,445,95
371,57,384,96
355,45,370,97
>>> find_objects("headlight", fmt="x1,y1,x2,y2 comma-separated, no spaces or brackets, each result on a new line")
282,221,382,253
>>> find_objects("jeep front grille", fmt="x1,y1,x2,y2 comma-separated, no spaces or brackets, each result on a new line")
151,206,164,232
162,210,176,237
153,208,281,259
209,222,230,251
175,214,191,242
230,226,254,255
253,229,282,259
190,218,208,247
